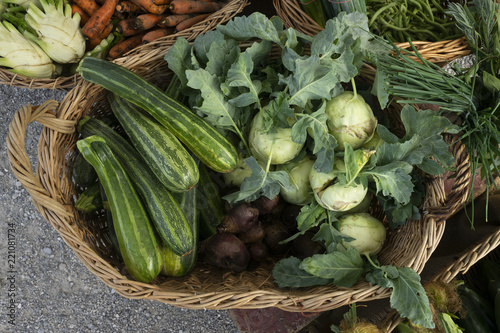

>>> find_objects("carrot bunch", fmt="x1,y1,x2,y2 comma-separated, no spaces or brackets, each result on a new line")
70,0,224,59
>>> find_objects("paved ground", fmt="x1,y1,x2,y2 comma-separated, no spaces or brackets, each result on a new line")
0,84,240,333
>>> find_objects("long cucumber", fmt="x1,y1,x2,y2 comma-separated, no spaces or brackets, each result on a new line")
77,57,239,173
109,93,199,193
79,117,194,256
77,135,162,283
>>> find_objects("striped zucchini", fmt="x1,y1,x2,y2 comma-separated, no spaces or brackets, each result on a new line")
162,183,199,277
76,135,162,283
77,57,239,173
197,163,225,239
72,152,97,188
79,117,194,256
100,183,123,261
109,93,199,193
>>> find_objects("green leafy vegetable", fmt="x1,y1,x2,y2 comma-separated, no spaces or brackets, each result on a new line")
299,246,364,287
272,256,333,288
366,266,434,328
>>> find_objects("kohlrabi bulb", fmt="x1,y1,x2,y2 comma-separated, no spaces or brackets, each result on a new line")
277,155,315,205
326,91,377,150
249,111,304,165
223,156,254,188
338,213,386,256
317,181,368,212
309,159,345,193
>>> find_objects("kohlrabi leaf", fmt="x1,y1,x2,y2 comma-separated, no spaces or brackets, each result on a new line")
371,67,390,109
291,104,337,172
375,106,458,174
363,162,414,204
401,106,459,140
374,173,423,228
299,247,364,287
227,51,261,108
262,91,294,131
192,30,223,66
311,220,353,246
280,55,339,108
204,35,240,78
185,69,240,132
273,256,334,288
222,157,291,204
296,200,328,231
366,266,434,329
344,144,375,184
164,37,193,87
216,12,282,44
243,39,274,69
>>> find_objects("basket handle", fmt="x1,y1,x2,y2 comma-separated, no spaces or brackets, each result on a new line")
6,100,76,218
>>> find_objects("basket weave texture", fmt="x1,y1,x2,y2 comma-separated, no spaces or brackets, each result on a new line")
7,53,472,312
377,189,500,332
272,0,471,66
0,0,248,91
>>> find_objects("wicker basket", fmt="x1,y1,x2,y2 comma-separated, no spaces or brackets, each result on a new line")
0,0,248,91
6,50,472,312
272,0,471,66
375,189,500,332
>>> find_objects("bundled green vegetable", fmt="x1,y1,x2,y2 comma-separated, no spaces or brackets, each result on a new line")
371,0,500,222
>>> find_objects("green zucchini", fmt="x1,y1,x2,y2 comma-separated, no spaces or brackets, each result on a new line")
100,183,123,261
197,163,225,239
457,284,498,332
162,183,199,277
79,117,194,256
109,93,199,193
74,181,103,212
76,135,162,283
72,152,97,188
77,57,239,173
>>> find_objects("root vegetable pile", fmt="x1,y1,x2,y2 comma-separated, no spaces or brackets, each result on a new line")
72,0,224,59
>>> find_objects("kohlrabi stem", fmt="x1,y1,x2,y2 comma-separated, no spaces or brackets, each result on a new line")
351,78,357,99
236,126,250,155
364,254,380,269
265,141,275,174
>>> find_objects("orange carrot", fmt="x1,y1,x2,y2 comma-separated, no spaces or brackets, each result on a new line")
72,0,100,16
133,13,167,30
142,27,174,43
108,33,146,59
116,17,142,36
115,0,143,13
86,22,114,50
82,0,120,39
152,0,172,4
169,0,221,14
71,3,91,26
158,13,196,27
129,0,168,14
175,12,209,31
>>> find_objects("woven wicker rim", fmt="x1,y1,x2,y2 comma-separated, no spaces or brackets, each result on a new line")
272,0,471,66
6,54,472,312
0,0,249,91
